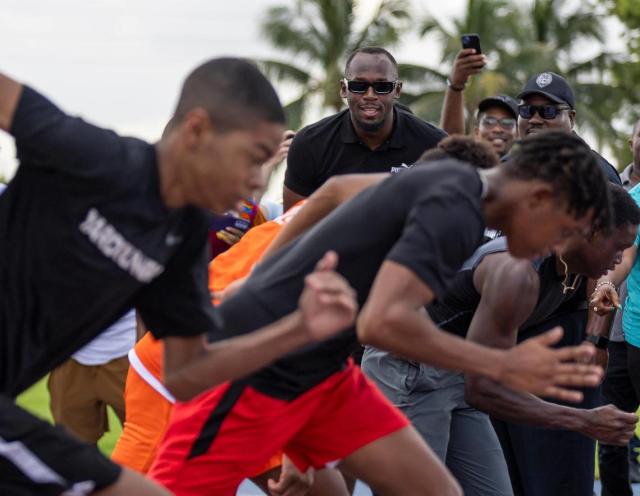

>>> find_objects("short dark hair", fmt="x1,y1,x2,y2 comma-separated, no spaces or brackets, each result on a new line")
345,47,398,78
419,136,499,169
503,131,613,231
610,184,640,228
172,58,285,132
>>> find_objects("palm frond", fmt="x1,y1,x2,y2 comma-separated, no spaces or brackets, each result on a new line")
259,60,311,86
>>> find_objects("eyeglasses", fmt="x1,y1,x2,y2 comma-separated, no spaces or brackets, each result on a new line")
342,78,398,95
480,116,516,130
518,104,571,120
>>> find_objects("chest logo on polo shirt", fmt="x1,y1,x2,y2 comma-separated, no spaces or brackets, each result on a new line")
390,163,411,174
79,208,165,283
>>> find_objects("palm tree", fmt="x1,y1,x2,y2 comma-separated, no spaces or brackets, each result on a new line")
415,0,634,164
259,0,412,130
410,0,522,125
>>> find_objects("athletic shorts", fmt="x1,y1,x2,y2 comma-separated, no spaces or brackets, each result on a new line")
112,348,282,477
0,395,121,496
148,361,409,496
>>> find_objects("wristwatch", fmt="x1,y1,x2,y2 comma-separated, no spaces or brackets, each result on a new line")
446,78,465,92
585,335,609,350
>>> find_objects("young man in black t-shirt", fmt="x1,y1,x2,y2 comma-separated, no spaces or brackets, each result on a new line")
0,60,358,495
150,132,613,496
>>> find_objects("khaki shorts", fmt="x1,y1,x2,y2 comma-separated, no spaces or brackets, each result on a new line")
47,355,129,443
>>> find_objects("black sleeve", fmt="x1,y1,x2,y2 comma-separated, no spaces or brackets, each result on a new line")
595,153,622,186
385,193,484,300
10,86,123,174
422,126,448,149
284,132,318,196
135,226,218,339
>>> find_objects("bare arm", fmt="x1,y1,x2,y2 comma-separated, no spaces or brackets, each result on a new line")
357,258,602,400
263,174,387,260
0,73,23,132
163,311,309,401
584,278,615,370
163,251,357,401
283,186,307,213
439,49,486,135
256,130,295,203
357,260,502,379
464,256,636,444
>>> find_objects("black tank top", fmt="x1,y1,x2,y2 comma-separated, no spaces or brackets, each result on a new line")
427,238,584,337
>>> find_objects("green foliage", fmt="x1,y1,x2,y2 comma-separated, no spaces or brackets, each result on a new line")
609,0,640,29
260,0,640,167
415,0,640,167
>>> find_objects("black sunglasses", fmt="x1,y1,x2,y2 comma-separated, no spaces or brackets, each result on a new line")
518,104,571,120
480,116,516,130
343,78,398,95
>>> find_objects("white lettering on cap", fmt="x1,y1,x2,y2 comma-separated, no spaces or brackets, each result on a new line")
536,73,553,88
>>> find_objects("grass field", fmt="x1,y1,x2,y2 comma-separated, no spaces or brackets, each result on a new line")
16,376,123,456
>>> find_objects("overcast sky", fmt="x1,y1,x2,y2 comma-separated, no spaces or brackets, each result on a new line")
0,0,622,185
0,0,473,180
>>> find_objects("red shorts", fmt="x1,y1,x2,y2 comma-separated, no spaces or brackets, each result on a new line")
148,361,409,496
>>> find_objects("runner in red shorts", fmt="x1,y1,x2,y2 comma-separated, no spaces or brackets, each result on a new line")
151,132,612,495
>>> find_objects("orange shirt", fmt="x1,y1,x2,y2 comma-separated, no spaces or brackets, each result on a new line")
134,201,305,383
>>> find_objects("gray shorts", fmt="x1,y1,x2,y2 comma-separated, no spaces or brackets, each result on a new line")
362,347,513,496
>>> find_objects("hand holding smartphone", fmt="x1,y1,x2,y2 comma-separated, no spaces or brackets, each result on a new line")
461,33,482,54
448,34,486,90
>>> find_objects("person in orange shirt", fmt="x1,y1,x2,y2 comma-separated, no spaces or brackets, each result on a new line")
112,201,353,494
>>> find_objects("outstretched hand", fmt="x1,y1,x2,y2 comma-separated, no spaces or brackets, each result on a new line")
299,251,358,342
498,327,603,403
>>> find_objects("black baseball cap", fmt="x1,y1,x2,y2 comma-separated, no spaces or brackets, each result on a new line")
477,95,518,119
517,72,575,109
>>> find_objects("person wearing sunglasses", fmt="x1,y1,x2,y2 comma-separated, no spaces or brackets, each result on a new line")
283,46,447,211
474,95,519,158
516,71,620,185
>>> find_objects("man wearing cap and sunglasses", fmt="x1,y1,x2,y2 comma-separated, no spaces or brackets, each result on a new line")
474,95,519,157
517,71,620,185
283,46,447,211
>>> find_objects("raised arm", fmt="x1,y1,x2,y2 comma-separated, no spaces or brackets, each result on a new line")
439,49,486,135
0,73,23,132
464,255,636,445
162,251,357,401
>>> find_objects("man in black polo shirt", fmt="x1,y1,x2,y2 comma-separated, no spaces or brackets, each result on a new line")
283,46,447,210
0,59,358,495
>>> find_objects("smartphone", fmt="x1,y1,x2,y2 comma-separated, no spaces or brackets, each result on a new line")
461,33,481,54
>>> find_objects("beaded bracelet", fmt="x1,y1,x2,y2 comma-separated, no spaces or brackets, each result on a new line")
590,280,616,301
